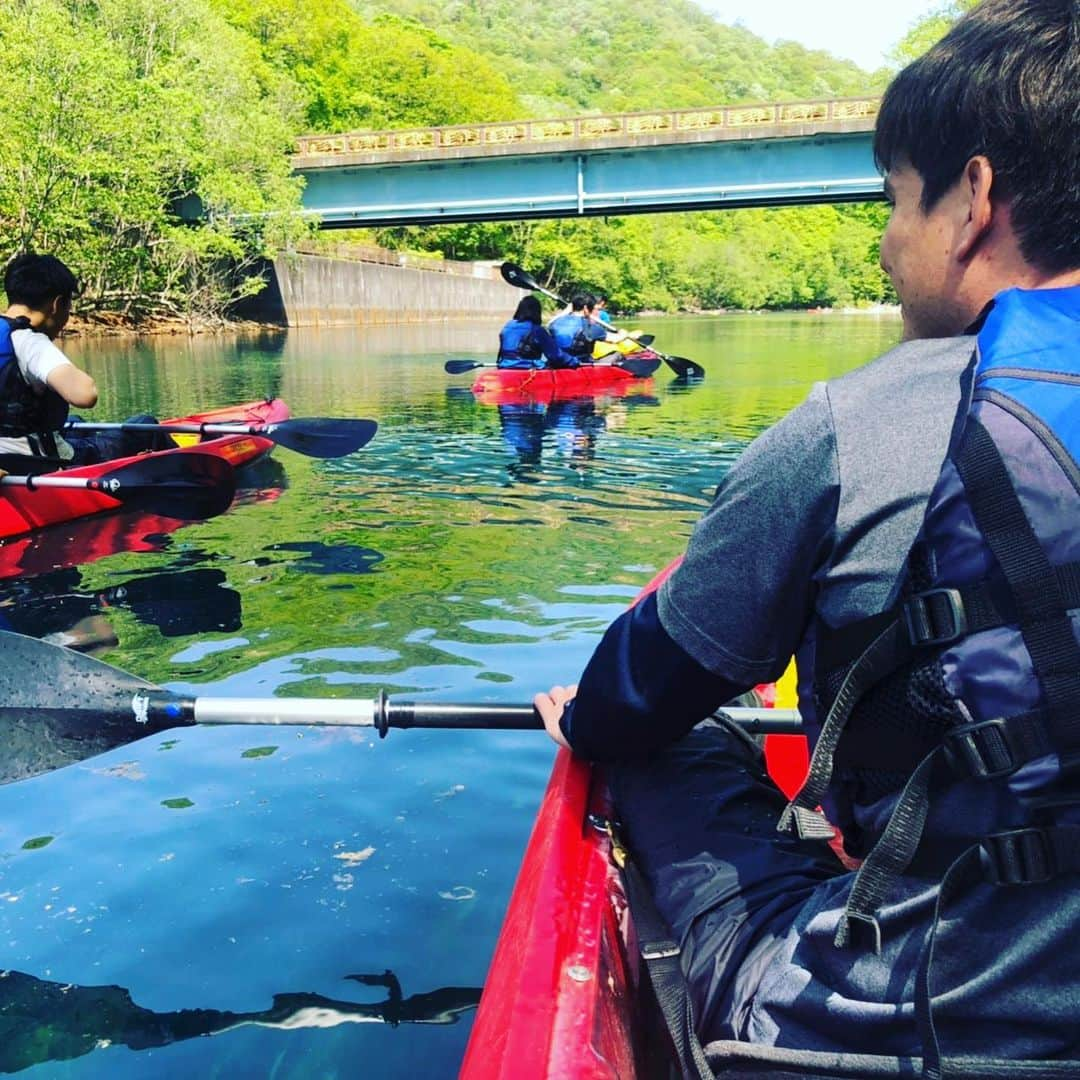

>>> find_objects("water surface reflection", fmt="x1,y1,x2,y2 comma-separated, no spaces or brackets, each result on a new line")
0,312,901,1077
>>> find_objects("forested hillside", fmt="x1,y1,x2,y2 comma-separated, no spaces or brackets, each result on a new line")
0,0,964,321
335,0,895,311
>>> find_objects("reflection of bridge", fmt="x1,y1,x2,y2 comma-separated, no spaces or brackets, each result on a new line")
294,97,883,227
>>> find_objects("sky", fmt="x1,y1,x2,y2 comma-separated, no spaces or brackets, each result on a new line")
699,0,941,70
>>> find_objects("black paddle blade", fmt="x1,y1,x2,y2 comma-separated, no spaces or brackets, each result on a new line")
104,451,237,520
500,262,565,304
266,418,378,459
662,354,706,379
633,334,656,347
0,629,180,783
500,262,541,291
615,356,663,378
445,359,483,375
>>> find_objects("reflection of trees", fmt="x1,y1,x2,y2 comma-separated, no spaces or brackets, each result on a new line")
0,968,481,1072
0,564,242,651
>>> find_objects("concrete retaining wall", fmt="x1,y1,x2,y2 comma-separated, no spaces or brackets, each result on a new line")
241,252,515,326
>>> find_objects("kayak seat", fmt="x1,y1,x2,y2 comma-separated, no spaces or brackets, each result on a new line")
702,1040,1080,1078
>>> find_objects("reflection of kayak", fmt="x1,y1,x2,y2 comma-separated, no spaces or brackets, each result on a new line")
471,355,660,404
0,461,286,581
460,563,809,1079
0,399,287,542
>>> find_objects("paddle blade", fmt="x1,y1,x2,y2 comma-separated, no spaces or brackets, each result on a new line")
500,262,541,291
634,333,656,347
0,629,175,783
266,418,378,459
445,359,484,374
615,356,663,378
662,354,706,379
103,451,236,520
499,262,565,304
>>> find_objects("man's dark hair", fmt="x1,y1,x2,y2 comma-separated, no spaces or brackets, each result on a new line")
569,294,589,312
513,295,543,323
4,252,80,309
873,0,1079,273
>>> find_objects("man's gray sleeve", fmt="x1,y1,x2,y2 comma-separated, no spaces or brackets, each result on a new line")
657,383,840,684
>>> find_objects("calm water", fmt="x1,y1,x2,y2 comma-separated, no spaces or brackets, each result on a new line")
0,312,901,1078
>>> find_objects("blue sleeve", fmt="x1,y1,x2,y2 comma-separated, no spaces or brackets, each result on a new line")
558,591,748,762
538,327,563,365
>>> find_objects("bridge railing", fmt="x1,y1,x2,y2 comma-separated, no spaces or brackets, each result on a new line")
295,97,881,160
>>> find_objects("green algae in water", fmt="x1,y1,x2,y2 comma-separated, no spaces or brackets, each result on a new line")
241,746,278,759
161,798,194,810
21,836,54,851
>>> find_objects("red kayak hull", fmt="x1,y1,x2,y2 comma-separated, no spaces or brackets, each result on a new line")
0,398,287,542
471,362,654,405
461,563,810,1079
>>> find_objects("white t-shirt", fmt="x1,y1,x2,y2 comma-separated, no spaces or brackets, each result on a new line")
0,328,75,459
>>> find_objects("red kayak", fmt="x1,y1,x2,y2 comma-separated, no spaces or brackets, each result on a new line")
0,399,287,542
460,565,809,1079
471,355,660,405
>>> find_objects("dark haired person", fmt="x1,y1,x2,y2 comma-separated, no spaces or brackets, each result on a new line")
1,252,169,466
497,295,565,369
548,293,609,366
536,0,1080,1065
0,252,98,461
593,295,613,325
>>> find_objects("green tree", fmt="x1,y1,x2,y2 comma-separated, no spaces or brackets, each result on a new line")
0,0,307,322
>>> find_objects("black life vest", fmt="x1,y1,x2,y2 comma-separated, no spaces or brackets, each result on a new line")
779,286,1080,1075
0,316,69,453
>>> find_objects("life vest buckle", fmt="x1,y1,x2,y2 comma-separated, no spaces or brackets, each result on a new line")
981,827,1055,886
903,587,968,646
943,716,1020,779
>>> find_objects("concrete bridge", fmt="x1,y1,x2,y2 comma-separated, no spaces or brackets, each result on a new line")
293,97,883,228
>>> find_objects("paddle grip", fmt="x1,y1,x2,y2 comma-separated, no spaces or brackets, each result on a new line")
375,690,541,737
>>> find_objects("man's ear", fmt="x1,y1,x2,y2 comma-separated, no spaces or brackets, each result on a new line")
955,155,995,262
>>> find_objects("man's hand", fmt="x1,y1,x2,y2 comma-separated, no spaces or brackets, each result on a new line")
534,684,578,750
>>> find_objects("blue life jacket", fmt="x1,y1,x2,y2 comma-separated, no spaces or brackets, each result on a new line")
0,315,69,451
498,319,545,369
548,312,600,359
783,286,1080,1071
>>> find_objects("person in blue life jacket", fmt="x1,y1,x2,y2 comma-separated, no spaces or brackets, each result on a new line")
497,295,565,369
547,293,610,366
535,0,1080,1072
0,252,171,468
594,295,613,325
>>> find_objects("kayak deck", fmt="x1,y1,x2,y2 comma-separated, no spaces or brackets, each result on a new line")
462,732,809,1079
0,398,287,541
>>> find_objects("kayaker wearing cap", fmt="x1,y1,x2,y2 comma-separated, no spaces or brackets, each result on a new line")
0,252,97,462
537,0,1080,1066
1,252,172,467
497,295,566,369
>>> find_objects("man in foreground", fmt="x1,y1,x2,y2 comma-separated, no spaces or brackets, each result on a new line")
537,0,1080,1063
